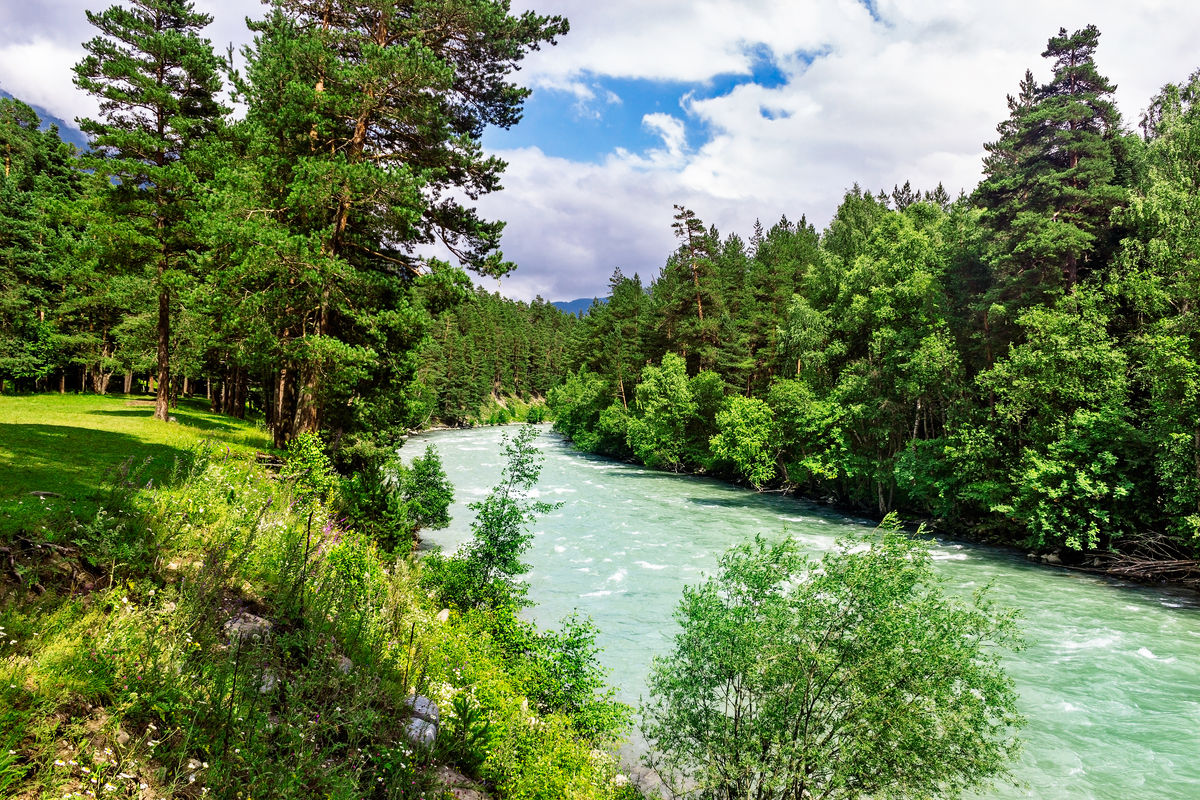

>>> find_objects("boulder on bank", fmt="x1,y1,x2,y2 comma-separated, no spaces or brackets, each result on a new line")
223,612,273,642
402,694,440,750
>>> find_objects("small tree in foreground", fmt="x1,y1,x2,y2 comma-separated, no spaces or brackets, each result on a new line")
429,425,557,609
642,520,1024,800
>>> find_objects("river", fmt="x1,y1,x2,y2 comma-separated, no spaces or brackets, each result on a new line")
404,426,1200,799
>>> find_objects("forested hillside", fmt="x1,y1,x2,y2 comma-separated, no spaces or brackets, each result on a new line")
550,28,1200,573
6,17,1200,574
0,0,569,465
417,289,573,426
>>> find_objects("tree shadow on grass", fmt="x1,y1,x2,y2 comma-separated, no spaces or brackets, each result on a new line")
0,423,186,539
87,406,244,434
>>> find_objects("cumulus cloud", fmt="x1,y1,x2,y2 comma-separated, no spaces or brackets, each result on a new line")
0,37,97,122
482,0,1200,299
6,1,1200,301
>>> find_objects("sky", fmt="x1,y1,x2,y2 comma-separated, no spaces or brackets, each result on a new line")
3,1,1200,302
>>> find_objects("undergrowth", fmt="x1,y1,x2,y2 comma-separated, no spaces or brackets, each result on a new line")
0,423,637,799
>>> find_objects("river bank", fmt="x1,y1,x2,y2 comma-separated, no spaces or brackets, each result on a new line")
408,425,1200,800
530,423,1200,596
0,394,635,800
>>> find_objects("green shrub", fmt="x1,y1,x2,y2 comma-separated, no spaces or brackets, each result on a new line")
282,432,338,504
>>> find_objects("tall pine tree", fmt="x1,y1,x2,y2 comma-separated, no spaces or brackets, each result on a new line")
229,0,568,445
976,25,1127,311
74,0,225,419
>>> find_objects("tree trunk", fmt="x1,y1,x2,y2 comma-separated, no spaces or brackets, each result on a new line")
229,367,244,419
123,370,132,394
295,366,320,435
60,374,66,394
263,371,275,427
274,367,294,449
154,285,170,421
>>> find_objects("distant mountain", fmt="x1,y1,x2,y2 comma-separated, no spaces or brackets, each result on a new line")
552,296,608,316
0,89,88,151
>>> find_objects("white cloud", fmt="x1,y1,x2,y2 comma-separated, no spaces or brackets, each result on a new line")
6,1,1200,302
641,113,688,161
0,37,96,122
480,0,1200,300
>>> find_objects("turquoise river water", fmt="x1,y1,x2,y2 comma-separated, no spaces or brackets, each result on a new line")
404,426,1200,799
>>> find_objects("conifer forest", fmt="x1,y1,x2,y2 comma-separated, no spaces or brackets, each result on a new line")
3,4,1200,798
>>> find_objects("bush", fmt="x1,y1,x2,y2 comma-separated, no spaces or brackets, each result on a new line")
430,426,556,609
337,444,453,554
642,520,1024,800
282,432,338,504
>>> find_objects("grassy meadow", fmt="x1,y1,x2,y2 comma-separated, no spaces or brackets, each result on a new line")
0,393,271,543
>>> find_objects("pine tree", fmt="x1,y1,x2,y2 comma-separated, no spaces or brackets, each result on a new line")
74,0,225,419
661,205,722,372
229,0,568,444
0,99,83,392
977,26,1128,309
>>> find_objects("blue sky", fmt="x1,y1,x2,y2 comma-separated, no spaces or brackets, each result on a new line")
5,0,1200,302
486,54,793,163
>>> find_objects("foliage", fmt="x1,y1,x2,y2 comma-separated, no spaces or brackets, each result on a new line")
626,353,696,471
543,29,1200,563
710,394,777,489
977,25,1130,308
419,288,573,426
0,398,629,800
642,524,1024,800
211,0,568,446
337,444,453,554
281,431,338,505
74,0,226,421
429,426,558,609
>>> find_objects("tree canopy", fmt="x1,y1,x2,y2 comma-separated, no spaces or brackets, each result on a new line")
643,525,1023,800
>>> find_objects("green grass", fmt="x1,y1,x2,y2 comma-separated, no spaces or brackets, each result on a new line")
0,403,634,800
0,393,272,540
